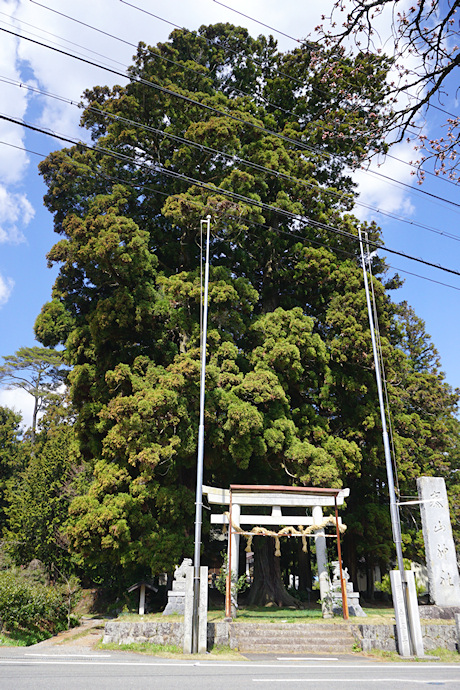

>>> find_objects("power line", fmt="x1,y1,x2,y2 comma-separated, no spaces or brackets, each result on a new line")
117,0,460,189
213,0,307,46
0,9,129,70
363,165,460,210
0,25,328,158
2,111,460,280
212,0,459,120
3,22,459,212
118,0,453,168
2,136,459,294
27,0,363,123
4,73,459,243
29,0,445,185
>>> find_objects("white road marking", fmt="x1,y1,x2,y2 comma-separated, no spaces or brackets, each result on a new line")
25,653,110,658
277,657,339,661
0,660,457,670
252,679,458,684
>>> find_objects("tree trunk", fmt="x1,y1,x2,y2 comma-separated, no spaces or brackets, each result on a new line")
297,539,312,592
246,537,301,607
344,532,357,587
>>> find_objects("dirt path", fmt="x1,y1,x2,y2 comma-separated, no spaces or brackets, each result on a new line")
28,618,105,651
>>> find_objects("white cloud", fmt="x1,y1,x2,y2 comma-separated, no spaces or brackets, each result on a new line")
0,386,32,427
0,13,30,184
0,184,34,243
0,0,421,241
0,271,14,306
353,140,417,224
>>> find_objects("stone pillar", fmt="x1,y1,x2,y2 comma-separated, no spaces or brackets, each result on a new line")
455,613,460,653
183,565,194,653
417,477,460,606
390,570,412,657
183,564,208,654
228,502,240,616
313,504,332,618
198,565,208,654
230,502,240,577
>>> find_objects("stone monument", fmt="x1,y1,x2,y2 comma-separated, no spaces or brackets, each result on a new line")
330,561,367,617
417,477,460,607
163,558,192,615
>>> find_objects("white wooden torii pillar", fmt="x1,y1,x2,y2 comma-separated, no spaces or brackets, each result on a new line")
203,484,350,619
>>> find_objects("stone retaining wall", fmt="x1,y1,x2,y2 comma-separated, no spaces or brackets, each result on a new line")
103,620,459,654
103,620,184,647
352,623,458,653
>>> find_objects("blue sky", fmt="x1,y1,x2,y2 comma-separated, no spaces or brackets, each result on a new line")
0,0,459,426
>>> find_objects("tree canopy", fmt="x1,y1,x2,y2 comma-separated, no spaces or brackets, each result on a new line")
0,347,67,436
33,23,459,592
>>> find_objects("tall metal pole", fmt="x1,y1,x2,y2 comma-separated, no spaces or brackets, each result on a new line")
192,215,211,654
358,229,414,651
358,229,405,576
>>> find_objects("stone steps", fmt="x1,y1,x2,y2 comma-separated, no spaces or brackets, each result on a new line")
231,623,356,654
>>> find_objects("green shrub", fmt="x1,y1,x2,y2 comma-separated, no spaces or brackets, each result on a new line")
374,560,425,598
0,570,67,636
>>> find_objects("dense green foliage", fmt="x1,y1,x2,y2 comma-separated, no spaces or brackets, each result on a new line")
25,23,460,593
0,407,23,534
0,569,68,639
4,423,79,572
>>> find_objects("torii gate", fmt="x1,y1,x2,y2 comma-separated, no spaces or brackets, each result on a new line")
203,484,350,619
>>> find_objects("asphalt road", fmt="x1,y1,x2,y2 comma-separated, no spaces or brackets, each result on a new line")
0,650,459,690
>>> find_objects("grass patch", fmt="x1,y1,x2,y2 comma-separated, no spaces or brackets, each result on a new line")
101,640,181,655
364,647,460,663
112,605,397,625
114,612,183,623
424,647,460,662
234,607,323,623
100,640,243,659
0,632,28,647
54,626,103,645
0,627,53,646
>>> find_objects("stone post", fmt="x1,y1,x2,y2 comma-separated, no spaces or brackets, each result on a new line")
455,613,460,653
313,504,332,618
417,477,460,606
183,565,194,653
198,565,208,654
228,502,240,616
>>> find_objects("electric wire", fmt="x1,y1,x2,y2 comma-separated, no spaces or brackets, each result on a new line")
3,22,460,212
2,136,459,295
3,111,459,282
20,0,460,193
212,0,460,120
213,0,306,46
3,74,459,242
0,10,130,70
29,0,451,186
26,0,367,125
0,25,337,158
4,20,460,215
119,0,460,182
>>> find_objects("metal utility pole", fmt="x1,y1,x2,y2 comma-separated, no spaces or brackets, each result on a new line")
192,215,211,654
359,230,405,575
358,229,420,655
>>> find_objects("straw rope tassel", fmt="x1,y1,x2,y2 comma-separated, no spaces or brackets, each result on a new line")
274,536,281,558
